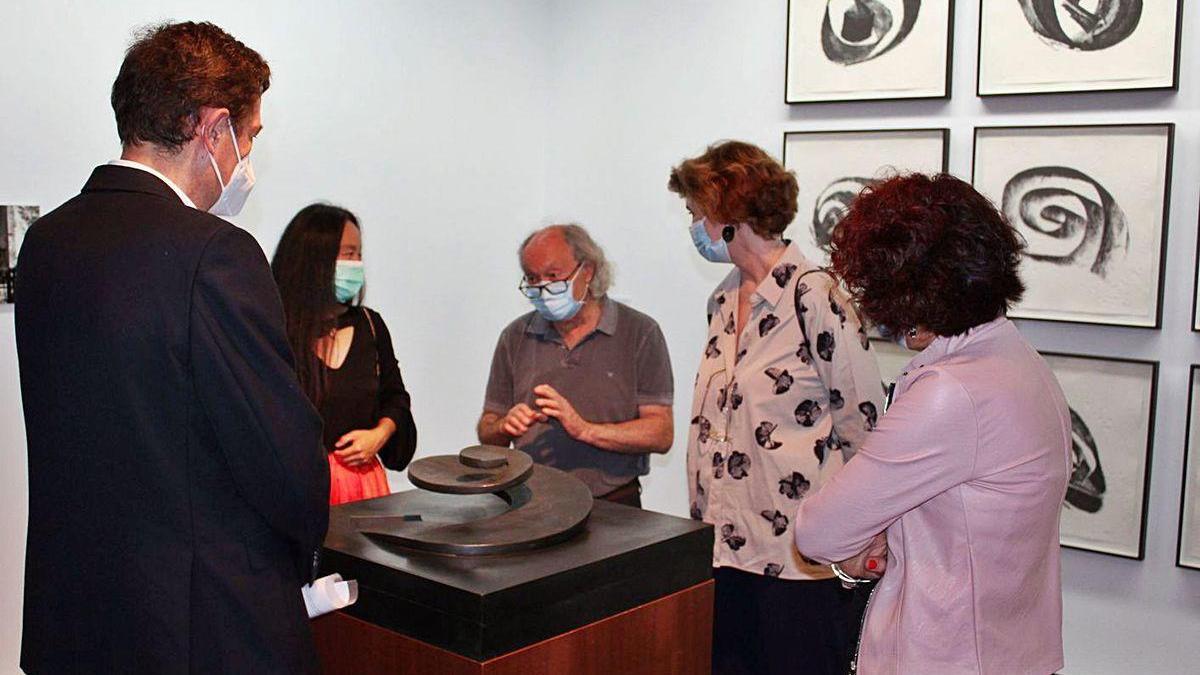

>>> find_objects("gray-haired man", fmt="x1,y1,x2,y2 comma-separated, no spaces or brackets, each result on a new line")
477,224,674,507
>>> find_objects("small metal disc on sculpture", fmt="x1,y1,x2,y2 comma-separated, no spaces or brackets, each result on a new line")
407,445,534,495
353,446,593,556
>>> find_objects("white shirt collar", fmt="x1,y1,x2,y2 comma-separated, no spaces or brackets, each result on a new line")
107,159,197,208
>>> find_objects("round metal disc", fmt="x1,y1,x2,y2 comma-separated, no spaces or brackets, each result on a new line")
407,445,533,495
354,463,594,556
459,445,510,469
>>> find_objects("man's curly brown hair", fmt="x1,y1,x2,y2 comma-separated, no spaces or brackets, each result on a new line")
111,21,270,151
830,173,1025,337
668,141,798,238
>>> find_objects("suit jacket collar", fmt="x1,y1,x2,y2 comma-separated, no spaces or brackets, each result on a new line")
81,164,188,205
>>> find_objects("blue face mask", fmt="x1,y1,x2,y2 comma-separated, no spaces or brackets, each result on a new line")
689,218,731,263
334,260,365,303
529,273,584,322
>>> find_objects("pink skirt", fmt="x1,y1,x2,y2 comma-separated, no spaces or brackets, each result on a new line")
327,453,391,506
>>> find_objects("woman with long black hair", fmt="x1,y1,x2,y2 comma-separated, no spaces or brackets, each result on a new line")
272,203,417,505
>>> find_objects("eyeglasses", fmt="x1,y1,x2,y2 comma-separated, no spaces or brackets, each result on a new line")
519,263,582,299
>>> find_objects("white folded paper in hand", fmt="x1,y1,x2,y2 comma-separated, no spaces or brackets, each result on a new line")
302,573,358,619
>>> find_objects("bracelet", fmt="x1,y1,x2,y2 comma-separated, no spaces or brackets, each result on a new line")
830,563,868,589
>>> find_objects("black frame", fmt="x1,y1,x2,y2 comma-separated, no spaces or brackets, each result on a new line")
1178,365,1200,570
971,123,1175,329
975,0,1185,97
1191,193,1200,333
781,127,951,174
1042,350,1157,561
784,0,956,104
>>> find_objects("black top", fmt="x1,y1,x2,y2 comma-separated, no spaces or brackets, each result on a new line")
15,165,328,674
321,306,417,470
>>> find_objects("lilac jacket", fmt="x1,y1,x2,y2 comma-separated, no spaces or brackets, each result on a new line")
794,318,1071,675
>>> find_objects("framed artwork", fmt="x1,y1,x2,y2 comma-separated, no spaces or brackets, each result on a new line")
1178,366,1200,570
2,205,38,305
977,0,1183,95
1193,197,1200,332
785,1,954,103
972,124,1173,328
783,128,949,266
1044,352,1156,559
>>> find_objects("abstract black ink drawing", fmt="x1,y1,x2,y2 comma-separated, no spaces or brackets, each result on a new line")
1065,407,1106,513
2,205,39,304
812,177,872,253
822,0,922,65
1018,0,1142,51
1001,166,1128,278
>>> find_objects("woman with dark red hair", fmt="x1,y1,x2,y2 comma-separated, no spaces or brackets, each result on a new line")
670,141,885,675
794,173,1072,674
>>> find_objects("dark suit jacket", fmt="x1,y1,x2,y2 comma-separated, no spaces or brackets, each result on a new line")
15,165,330,674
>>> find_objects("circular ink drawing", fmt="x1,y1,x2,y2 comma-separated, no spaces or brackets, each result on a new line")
1065,407,1106,513
812,177,872,253
821,0,922,65
1018,0,1142,51
1000,166,1128,278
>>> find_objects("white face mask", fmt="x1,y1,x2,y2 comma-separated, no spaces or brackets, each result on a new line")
207,118,256,217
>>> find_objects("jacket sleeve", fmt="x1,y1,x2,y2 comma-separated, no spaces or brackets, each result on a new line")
797,274,885,462
369,309,418,471
190,226,329,558
793,368,978,563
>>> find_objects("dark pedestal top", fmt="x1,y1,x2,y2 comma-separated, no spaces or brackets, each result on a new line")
319,491,714,660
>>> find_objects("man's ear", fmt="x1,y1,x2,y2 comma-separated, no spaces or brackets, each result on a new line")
194,106,231,155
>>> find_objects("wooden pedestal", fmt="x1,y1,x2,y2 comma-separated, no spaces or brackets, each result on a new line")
313,579,713,675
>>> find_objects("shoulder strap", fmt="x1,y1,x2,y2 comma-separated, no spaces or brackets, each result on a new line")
361,307,380,377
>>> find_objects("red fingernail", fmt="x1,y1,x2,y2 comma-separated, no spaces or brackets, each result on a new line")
867,559,878,571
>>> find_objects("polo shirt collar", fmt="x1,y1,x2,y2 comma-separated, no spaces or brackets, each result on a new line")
525,296,618,342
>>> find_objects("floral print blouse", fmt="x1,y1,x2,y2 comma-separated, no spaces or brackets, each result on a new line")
687,242,884,581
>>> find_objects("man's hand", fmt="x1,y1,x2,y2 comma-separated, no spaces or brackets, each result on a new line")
835,531,888,580
533,384,592,441
501,403,547,439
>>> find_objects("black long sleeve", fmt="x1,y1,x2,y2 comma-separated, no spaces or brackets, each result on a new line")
367,309,418,470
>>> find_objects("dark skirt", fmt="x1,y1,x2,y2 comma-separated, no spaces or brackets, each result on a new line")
712,567,870,675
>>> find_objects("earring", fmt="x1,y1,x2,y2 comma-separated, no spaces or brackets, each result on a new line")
906,327,919,338
721,225,736,243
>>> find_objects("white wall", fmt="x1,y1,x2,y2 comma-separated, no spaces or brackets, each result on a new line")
543,2,1200,674
2,1,1198,673
0,1,549,671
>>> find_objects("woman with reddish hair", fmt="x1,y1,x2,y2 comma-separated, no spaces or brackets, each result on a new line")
794,173,1071,674
670,140,885,675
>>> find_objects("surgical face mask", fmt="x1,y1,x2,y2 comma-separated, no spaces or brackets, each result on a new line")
689,218,731,264
207,118,256,217
334,260,365,304
527,269,584,322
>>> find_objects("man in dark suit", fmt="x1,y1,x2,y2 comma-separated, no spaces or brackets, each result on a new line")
15,22,329,674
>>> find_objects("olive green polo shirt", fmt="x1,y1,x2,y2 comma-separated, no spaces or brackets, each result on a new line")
483,298,674,496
